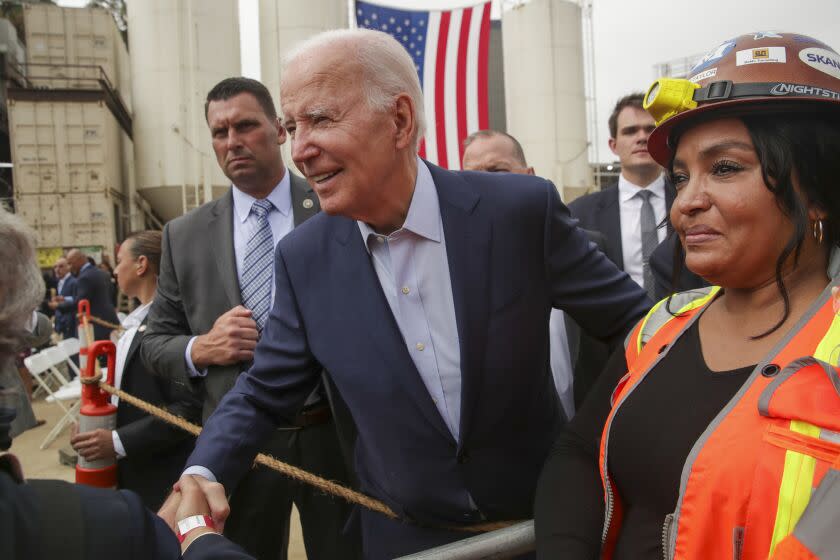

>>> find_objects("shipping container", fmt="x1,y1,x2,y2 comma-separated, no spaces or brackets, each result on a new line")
0,18,26,70
22,4,131,111
15,191,120,258
8,98,127,196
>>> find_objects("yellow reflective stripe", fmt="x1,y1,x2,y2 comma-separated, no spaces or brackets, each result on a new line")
813,308,840,364
634,287,722,354
674,286,720,314
768,420,821,557
636,297,669,355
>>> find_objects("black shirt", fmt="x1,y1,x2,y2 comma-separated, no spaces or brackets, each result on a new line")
535,319,753,559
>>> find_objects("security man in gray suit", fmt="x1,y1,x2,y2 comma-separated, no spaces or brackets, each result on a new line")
141,78,357,560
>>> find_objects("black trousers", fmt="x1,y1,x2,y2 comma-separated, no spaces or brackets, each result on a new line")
223,419,361,560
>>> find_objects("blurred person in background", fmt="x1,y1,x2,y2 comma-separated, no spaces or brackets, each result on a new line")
49,257,78,341
61,248,118,342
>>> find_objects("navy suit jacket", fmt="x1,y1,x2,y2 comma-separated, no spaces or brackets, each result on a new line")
75,264,119,341
55,275,78,338
187,163,650,527
566,180,676,270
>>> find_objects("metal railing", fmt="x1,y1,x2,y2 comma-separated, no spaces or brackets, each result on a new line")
4,61,132,138
395,520,535,560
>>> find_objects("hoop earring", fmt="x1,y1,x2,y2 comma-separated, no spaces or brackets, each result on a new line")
813,219,825,244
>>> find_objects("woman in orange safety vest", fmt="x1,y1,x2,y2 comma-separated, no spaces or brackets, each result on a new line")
535,31,840,560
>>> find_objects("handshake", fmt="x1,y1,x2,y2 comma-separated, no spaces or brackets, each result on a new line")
158,474,231,552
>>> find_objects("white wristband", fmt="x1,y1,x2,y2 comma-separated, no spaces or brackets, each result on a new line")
176,514,216,543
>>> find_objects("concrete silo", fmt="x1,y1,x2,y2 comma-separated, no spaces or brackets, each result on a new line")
258,0,347,173
502,0,590,200
127,0,240,223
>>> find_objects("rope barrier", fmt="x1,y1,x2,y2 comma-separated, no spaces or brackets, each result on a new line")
96,375,518,533
76,313,123,332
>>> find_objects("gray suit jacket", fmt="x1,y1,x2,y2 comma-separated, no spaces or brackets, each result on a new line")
141,174,319,420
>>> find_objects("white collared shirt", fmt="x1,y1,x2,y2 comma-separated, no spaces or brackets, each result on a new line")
618,173,667,287
111,301,152,458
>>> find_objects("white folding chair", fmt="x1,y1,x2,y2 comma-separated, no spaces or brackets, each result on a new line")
58,337,82,378
24,346,78,449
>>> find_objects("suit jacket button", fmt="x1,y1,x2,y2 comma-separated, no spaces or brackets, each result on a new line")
457,450,469,464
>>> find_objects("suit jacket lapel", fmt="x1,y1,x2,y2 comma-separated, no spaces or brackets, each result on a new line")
290,173,319,227
598,186,623,269
209,190,241,307
122,316,147,373
428,164,490,445
333,218,455,442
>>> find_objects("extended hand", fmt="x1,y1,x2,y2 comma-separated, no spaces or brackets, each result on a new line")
191,305,259,368
158,474,230,533
70,428,116,462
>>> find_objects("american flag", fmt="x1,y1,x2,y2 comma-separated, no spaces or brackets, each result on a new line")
356,1,491,170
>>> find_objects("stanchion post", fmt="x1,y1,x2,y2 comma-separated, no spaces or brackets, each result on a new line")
75,340,118,488
77,299,92,372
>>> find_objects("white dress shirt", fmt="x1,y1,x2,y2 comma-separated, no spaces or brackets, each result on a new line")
618,173,667,288
549,310,575,420
111,301,152,458
184,170,294,377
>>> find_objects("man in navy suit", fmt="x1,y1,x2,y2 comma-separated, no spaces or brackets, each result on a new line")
63,248,119,341
49,257,78,340
164,29,651,559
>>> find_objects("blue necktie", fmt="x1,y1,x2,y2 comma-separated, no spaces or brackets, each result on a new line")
241,199,274,331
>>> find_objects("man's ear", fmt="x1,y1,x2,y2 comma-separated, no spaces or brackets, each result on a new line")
608,137,618,156
393,93,416,150
275,117,287,146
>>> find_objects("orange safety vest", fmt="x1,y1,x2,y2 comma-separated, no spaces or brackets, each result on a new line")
598,287,840,560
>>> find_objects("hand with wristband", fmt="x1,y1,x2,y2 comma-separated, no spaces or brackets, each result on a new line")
159,475,226,553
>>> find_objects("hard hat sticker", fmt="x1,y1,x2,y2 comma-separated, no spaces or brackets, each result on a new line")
689,68,717,83
769,83,840,100
736,47,786,66
690,40,736,73
753,32,783,40
799,48,840,80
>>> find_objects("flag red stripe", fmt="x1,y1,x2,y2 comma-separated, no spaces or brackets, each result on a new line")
455,8,472,167
477,2,491,130
434,11,451,169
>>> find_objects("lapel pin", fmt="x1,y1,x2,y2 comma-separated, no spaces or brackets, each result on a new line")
138,325,147,333
302,198,314,209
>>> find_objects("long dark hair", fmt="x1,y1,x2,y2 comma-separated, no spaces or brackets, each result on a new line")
667,111,840,338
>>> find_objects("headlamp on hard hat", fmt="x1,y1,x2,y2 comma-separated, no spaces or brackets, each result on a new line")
644,78,701,126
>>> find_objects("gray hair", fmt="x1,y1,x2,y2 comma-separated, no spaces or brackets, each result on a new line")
281,28,427,148
0,210,45,358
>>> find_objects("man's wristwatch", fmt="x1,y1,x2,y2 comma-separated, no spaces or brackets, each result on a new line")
176,515,217,543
